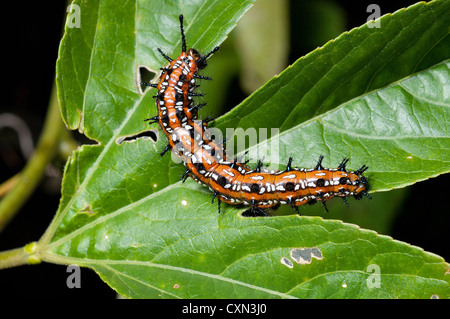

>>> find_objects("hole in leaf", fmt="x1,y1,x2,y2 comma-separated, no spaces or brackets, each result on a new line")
289,247,323,265
70,129,98,145
116,130,158,145
138,65,158,94
280,257,293,268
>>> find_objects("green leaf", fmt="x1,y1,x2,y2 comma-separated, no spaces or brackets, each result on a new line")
44,211,449,298
45,0,450,298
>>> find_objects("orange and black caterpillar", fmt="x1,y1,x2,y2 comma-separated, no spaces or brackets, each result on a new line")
142,14,370,216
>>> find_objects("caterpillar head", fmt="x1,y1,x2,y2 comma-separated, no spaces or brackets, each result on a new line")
353,169,371,200
190,46,220,70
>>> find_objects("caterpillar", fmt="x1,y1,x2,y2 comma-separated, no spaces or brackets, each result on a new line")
142,14,370,216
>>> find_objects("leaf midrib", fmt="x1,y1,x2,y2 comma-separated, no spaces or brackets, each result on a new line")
40,253,298,299
41,252,448,298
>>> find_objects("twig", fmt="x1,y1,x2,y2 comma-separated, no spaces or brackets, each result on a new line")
0,173,21,198
0,81,63,232
0,242,41,270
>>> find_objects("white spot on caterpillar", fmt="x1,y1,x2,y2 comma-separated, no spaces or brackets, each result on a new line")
283,174,296,179
242,185,251,192
251,175,264,180
223,170,235,177
315,172,326,176
299,179,305,189
203,155,212,165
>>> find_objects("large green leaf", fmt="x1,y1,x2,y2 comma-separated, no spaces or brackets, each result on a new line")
44,0,450,298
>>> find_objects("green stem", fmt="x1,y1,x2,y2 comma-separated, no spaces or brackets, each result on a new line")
0,81,62,232
0,242,41,270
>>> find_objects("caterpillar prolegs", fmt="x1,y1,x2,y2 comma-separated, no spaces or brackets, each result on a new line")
142,15,370,215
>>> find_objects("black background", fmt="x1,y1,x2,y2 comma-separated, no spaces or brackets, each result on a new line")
0,0,447,299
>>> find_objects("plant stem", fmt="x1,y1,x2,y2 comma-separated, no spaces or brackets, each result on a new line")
0,173,21,198
0,242,41,270
0,81,62,232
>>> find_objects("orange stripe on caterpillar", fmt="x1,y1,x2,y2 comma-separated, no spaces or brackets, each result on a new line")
142,14,370,216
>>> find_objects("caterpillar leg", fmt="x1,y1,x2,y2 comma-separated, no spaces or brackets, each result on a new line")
363,191,372,199
315,155,324,170
157,48,173,62
320,200,329,213
193,74,213,80
144,116,159,124
210,193,224,214
338,157,349,171
160,144,171,157
342,196,350,207
288,198,301,215
180,168,190,183
211,191,224,214
248,200,268,217
141,82,158,88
